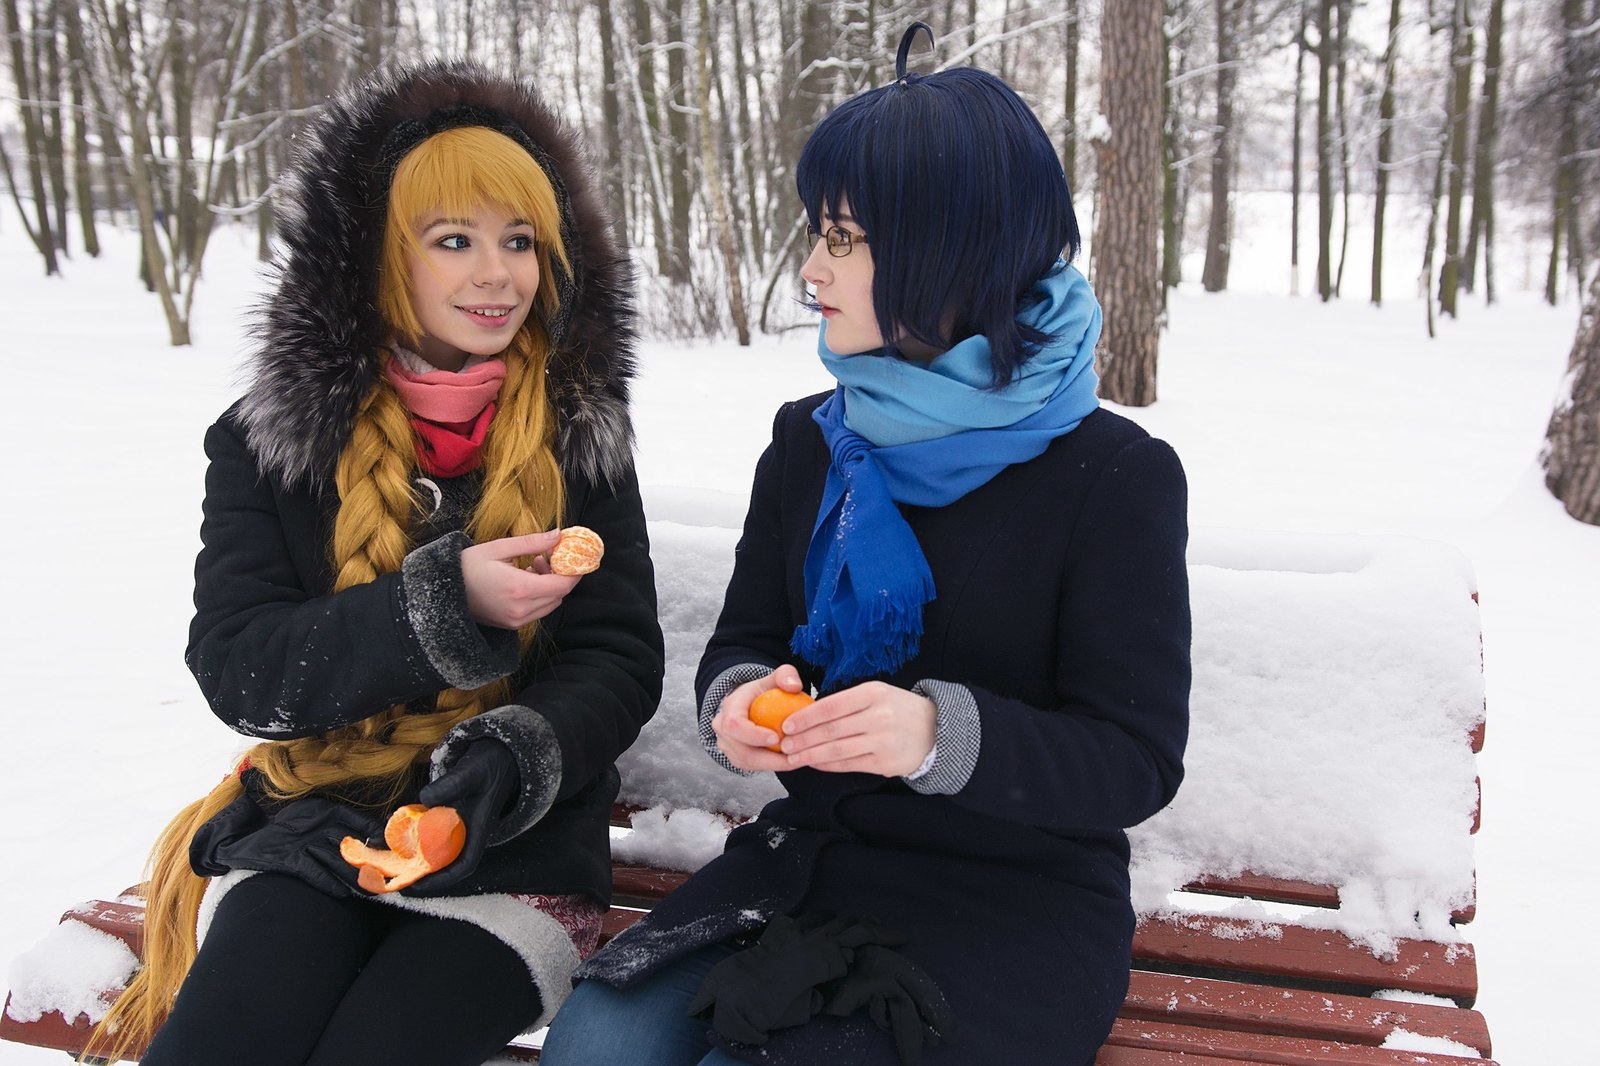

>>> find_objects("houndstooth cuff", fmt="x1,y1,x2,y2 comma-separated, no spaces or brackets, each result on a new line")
904,680,982,795
699,663,774,775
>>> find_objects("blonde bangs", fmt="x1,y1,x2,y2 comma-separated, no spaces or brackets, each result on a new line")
379,126,570,346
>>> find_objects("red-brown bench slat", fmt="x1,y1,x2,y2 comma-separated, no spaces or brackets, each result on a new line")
62,897,146,958
0,1001,110,1058
1133,914,1478,1003
1098,1048,1271,1065
610,863,690,903
1103,1018,1497,1065
1122,970,1491,1054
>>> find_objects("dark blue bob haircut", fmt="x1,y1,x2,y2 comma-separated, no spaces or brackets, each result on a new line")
797,65,1079,385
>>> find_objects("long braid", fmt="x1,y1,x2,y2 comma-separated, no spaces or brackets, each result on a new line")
92,336,565,1060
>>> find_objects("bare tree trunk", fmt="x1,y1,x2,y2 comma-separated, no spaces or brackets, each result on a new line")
1545,0,1586,306
1314,0,1332,301
663,0,693,284
1543,264,1600,523
3,0,60,272
1094,0,1165,407
631,0,673,278
1421,67,1451,340
1371,0,1400,306
1333,0,1351,296
1438,0,1473,319
1063,0,1079,192
596,0,630,250
1161,2,1183,294
90,0,189,343
1290,0,1306,295
697,0,748,343
356,0,384,76
284,0,308,119
40,0,70,252
170,1,200,278
1202,0,1236,293
1463,0,1503,302
729,0,762,260
61,0,100,256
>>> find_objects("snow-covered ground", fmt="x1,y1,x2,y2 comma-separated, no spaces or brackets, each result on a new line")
2,195,1595,1063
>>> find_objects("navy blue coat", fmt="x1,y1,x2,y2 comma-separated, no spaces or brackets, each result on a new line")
580,396,1190,1064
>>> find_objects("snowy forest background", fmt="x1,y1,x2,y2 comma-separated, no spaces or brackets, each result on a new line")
4,0,1598,513
1,0,1596,333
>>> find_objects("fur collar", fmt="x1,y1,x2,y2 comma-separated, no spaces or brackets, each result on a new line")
240,62,637,492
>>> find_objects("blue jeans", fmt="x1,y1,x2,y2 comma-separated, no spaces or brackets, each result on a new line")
540,941,746,1066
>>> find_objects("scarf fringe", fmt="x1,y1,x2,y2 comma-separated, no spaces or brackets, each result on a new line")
792,570,935,687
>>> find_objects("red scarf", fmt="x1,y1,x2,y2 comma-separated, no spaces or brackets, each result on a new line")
383,355,508,477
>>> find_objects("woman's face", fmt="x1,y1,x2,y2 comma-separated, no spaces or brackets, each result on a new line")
407,201,540,370
801,199,945,361
802,201,882,356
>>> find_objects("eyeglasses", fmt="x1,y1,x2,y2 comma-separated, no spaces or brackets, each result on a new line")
807,224,869,258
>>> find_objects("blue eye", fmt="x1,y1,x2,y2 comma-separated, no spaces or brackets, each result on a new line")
438,234,469,250
507,234,535,252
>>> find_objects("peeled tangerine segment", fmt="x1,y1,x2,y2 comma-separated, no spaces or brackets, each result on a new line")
549,526,605,576
340,803,466,894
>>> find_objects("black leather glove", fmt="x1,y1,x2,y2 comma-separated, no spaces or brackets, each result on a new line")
189,791,383,900
821,943,959,1065
409,738,519,893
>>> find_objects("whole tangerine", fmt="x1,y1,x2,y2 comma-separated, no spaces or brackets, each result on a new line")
748,688,814,752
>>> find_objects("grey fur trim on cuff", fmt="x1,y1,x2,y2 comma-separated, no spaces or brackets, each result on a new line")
905,680,982,795
401,532,520,690
699,664,773,776
431,706,562,845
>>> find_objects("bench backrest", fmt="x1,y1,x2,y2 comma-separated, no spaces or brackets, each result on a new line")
619,518,1486,950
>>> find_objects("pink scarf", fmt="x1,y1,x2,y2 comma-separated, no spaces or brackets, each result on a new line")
383,356,508,477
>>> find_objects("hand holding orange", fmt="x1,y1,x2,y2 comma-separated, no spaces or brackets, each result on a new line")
748,688,814,752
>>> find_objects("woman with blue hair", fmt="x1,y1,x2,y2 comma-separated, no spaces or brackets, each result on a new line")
543,27,1190,1066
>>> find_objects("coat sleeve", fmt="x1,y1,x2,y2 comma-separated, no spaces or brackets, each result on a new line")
186,418,487,738
947,435,1192,831
694,402,810,703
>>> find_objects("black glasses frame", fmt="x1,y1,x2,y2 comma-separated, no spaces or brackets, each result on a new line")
807,224,869,258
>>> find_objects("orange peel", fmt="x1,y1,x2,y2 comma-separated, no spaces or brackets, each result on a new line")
340,803,466,894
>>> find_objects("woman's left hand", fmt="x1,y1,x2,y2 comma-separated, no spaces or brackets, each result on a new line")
778,681,936,777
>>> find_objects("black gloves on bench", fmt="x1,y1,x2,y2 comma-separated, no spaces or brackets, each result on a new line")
189,738,520,898
688,913,958,1064
189,790,380,899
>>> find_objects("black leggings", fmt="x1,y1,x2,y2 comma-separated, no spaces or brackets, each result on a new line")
141,873,543,1066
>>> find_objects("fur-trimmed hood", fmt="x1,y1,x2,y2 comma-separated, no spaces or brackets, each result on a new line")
240,61,637,491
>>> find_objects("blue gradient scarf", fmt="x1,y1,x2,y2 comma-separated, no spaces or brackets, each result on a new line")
793,261,1102,687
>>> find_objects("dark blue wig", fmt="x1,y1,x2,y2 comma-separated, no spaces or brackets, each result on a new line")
797,66,1080,384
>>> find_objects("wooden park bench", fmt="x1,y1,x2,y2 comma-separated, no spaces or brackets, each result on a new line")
3,524,1499,1064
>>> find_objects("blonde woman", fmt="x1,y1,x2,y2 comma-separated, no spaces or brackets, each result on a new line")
93,63,662,1066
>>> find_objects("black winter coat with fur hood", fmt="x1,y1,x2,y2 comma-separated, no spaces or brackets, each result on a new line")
185,64,663,906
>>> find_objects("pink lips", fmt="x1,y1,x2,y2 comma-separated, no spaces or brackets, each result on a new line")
459,306,514,328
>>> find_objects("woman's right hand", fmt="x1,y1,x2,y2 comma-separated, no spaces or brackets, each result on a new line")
461,531,581,629
712,664,805,772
